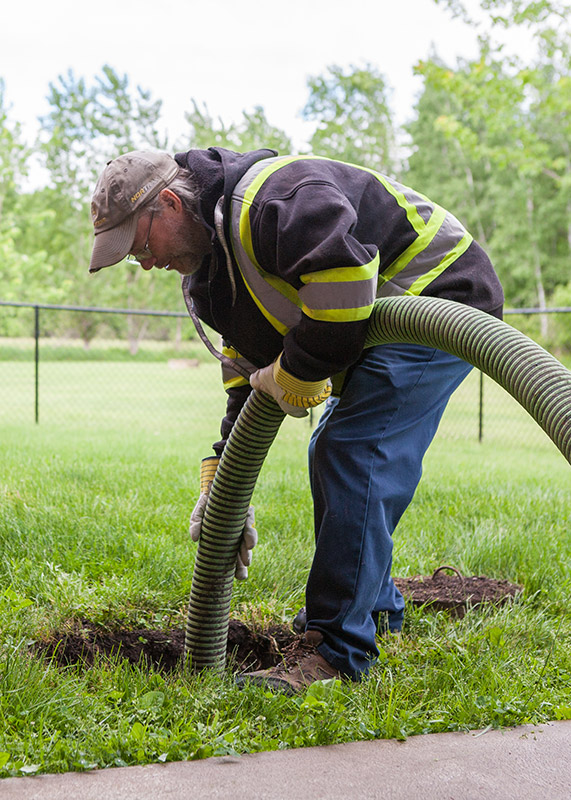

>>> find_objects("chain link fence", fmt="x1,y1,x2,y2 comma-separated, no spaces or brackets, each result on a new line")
1,300,570,457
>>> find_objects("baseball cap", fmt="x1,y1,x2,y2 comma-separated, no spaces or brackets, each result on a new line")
89,151,179,273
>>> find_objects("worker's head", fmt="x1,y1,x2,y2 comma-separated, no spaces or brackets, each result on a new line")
89,151,211,276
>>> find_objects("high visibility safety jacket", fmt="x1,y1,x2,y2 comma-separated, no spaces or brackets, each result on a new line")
175,147,504,453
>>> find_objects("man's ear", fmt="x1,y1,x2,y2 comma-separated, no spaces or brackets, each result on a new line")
159,188,183,213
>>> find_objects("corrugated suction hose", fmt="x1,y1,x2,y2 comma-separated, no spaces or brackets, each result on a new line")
184,296,571,672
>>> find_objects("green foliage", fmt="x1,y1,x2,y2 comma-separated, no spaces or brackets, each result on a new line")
0,79,29,220
0,84,61,318
1,0,570,344
184,101,293,154
435,0,570,26
405,3,571,310
549,281,571,350
30,66,183,348
38,65,167,198
302,63,395,173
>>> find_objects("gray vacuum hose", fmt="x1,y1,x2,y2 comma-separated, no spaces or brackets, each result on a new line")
184,296,571,672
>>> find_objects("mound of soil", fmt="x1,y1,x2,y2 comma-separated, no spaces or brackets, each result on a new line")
36,619,295,673
394,566,523,617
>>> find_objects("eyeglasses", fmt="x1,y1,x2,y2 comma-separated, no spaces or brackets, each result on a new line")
127,212,154,263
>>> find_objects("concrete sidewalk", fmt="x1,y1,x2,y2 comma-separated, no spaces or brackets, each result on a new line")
1,721,570,800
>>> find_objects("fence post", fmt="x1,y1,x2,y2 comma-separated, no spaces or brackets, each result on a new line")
478,370,484,443
34,306,40,424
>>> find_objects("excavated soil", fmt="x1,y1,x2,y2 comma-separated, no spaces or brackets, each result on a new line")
35,571,522,671
36,619,296,673
394,567,523,617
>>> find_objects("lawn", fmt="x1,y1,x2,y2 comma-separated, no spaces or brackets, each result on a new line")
0,358,569,777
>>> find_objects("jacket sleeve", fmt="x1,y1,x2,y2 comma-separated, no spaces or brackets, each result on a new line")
250,181,378,380
211,343,255,456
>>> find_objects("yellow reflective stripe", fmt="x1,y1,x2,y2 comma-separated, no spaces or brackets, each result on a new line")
333,160,434,233
239,155,322,269
241,155,326,214
381,206,447,283
237,157,380,328
239,280,291,336
235,159,302,331
302,302,375,322
235,157,322,335
234,154,468,325
300,251,379,284
223,375,249,390
370,172,429,233
407,232,473,296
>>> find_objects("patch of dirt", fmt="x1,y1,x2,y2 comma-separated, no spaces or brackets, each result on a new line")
394,566,523,617
35,569,522,671
36,619,296,673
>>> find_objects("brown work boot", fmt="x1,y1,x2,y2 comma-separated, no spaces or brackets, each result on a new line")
235,631,341,695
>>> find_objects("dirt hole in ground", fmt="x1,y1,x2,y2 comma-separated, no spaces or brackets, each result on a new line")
35,572,522,672
35,619,296,673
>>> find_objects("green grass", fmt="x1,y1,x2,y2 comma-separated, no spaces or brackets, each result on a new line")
0,360,569,777
0,335,209,362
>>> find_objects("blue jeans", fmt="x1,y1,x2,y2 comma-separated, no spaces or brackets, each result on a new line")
306,343,472,680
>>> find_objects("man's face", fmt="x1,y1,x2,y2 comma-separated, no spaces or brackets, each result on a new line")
130,191,212,276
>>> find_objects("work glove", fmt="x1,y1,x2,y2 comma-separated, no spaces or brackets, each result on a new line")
250,352,332,418
189,456,258,580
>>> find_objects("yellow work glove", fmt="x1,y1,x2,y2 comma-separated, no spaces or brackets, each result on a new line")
189,456,258,580
250,353,332,418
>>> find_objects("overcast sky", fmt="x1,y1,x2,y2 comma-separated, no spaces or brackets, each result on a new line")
2,0,533,150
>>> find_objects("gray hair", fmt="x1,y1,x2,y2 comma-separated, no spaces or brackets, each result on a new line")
143,166,201,220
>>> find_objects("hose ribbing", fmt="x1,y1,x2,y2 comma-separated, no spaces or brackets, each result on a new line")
184,296,571,671
364,297,571,461
184,391,285,671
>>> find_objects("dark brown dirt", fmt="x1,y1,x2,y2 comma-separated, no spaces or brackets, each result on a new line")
35,570,522,671
35,619,296,673
394,566,523,617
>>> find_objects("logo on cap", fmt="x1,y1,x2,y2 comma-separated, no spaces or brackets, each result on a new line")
131,182,153,204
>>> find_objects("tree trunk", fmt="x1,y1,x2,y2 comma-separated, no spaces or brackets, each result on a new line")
127,314,150,355
453,140,488,247
526,187,548,339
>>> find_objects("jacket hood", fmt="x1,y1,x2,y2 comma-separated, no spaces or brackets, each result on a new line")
174,147,277,229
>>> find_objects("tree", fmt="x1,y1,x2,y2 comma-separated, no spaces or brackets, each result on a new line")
301,64,396,174
0,79,29,221
0,83,66,333
407,0,571,323
36,66,178,351
404,55,496,247
184,101,293,153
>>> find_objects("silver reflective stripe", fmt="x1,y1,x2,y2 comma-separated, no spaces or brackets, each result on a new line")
300,276,377,314
387,178,434,225
378,210,472,297
230,159,303,335
234,156,285,186
222,360,252,389
226,156,471,329
377,278,408,298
